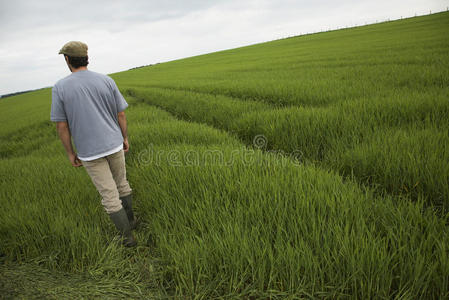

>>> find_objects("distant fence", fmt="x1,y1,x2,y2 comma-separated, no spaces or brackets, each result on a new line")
276,8,449,41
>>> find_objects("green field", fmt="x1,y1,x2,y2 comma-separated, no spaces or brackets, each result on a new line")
1,12,448,299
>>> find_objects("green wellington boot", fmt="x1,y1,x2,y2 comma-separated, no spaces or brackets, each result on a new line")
109,208,137,247
120,194,137,230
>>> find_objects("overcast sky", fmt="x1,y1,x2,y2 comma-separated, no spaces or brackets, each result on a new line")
0,0,447,96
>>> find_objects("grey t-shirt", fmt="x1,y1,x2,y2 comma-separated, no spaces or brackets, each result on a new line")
50,70,128,158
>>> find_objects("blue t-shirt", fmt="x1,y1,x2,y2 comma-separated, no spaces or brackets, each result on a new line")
50,70,128,158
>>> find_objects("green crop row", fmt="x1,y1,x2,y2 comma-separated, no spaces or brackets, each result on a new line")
1,96,448,298
114,12,449,108
114,12,449,210
124,86,449,210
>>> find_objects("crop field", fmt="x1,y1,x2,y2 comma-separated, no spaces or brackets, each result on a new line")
1,12,448,299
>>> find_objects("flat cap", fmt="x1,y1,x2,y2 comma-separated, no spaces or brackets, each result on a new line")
59,41,88,57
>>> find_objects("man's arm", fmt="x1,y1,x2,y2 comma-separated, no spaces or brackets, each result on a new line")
118,111,129,153
56,121,82,167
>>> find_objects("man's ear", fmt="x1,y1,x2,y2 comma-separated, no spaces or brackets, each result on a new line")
64,55,73,72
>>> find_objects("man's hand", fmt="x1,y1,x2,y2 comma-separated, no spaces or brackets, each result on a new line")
123,137,129,153
118,111,129,153
68,152,83,167
56,122,82,167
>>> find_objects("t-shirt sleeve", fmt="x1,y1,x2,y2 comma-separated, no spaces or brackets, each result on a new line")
109,78,128,112
50,85,67,122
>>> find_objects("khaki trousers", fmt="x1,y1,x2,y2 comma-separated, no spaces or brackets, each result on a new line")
81,149,132,214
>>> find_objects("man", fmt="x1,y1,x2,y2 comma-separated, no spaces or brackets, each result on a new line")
50,41,137,247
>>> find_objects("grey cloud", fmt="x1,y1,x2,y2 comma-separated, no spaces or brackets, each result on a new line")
1,0,225,33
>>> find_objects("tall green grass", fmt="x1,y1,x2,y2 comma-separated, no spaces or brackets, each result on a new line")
115,12,449,108
114,12,449,210
124,86,449,209
1,93,448,298
131,145,448,298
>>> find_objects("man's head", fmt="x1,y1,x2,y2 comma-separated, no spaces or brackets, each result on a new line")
59,41,89,72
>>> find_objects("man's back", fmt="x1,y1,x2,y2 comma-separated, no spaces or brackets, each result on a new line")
51,70,128,158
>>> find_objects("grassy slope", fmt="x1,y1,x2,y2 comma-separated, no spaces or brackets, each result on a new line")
1,12,448,299
113,11,449,210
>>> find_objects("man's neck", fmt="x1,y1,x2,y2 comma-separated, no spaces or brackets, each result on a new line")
71,66,88,73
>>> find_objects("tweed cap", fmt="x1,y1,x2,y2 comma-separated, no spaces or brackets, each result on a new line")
59,41,88,57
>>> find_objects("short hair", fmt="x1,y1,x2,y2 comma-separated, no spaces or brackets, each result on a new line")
65,55,89,68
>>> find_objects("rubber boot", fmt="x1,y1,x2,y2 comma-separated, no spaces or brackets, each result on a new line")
109,208,137,247
120,194,137,230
